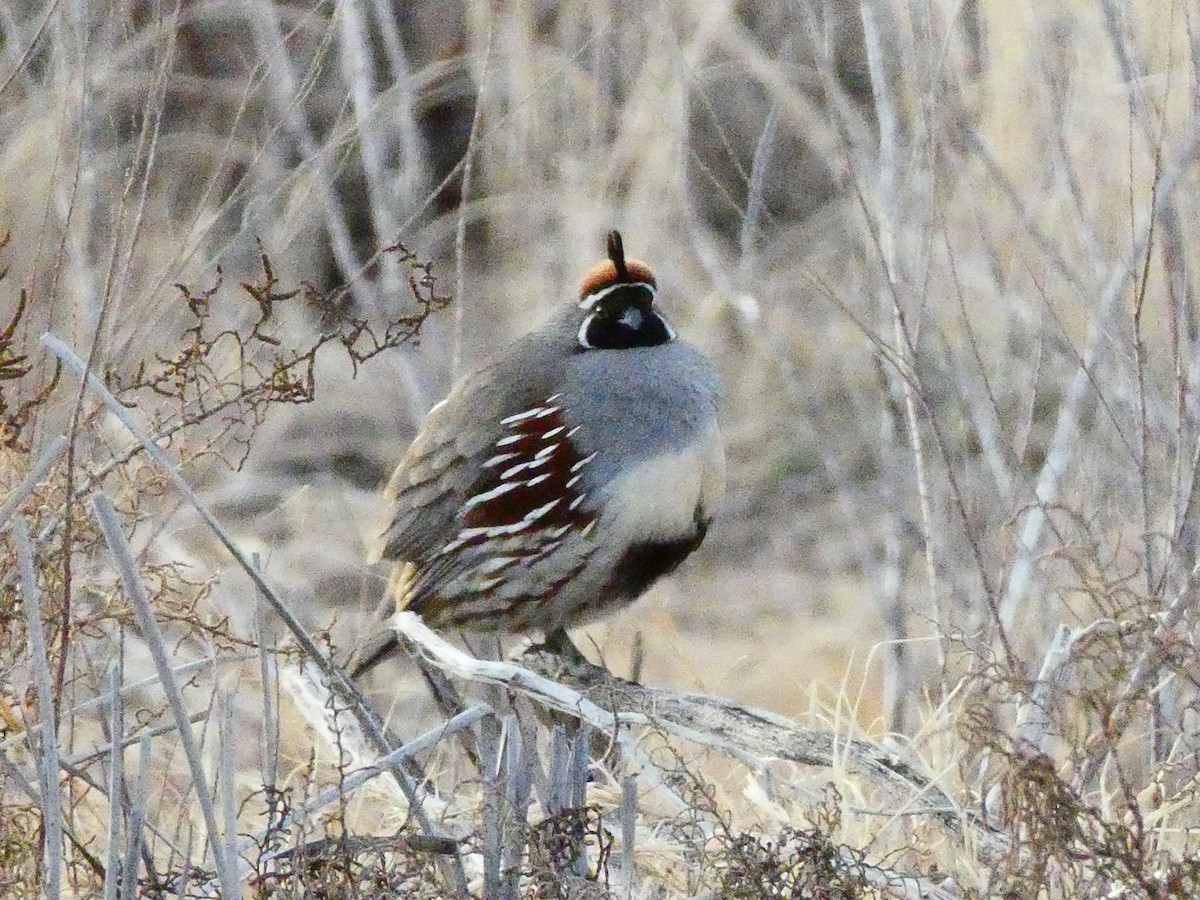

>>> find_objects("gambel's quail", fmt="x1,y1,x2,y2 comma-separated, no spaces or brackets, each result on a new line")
359,231,723,666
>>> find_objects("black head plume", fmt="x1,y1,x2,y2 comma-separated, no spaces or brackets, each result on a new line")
606,230,628,281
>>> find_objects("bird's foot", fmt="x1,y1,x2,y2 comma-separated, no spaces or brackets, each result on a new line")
529,629,611,686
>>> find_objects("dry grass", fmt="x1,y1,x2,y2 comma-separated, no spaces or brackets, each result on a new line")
2,0,1200,896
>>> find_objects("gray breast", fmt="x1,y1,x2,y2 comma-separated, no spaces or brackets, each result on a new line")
561,340,721,487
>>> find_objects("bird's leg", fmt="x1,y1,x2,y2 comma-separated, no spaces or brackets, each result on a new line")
542,628,587,663
533,628,613,686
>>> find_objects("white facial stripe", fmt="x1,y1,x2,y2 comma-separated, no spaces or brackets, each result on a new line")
577,280,656,310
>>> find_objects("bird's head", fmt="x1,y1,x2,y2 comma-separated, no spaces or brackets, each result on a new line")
576,231,674,351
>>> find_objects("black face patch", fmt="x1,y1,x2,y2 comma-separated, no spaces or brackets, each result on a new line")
579,283,674,350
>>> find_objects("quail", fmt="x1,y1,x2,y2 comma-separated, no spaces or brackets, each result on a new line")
357,231,723,669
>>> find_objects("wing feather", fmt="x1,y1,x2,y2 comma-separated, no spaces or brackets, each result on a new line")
374,331,567,573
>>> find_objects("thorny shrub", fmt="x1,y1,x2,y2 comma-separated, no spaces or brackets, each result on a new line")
0,235,449,895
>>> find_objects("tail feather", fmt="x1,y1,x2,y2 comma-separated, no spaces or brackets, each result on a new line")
347,561,419,679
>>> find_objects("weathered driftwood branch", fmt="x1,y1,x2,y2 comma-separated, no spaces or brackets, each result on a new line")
393,612,977,899
393,612,984,843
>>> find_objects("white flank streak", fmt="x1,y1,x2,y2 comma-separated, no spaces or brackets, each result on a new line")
570,452,598,472
530,540,563,559
461,481,521,512
476,576,505,591
565,474,582,489
501,456,551,480
440,533,474,554
526,473,551,487
496,434,525,447
542,426,565,440
453,526,492,541
568,493,586,511
545,393,563,403
501,461,532,479
500,407,545,426
493,521,531,535
567,426,581,437
549,525,573,539
524,499,560,522
478,556,519,574
451,521,529,547
536,406,560,419
483,452,520,468
580,521,597,538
